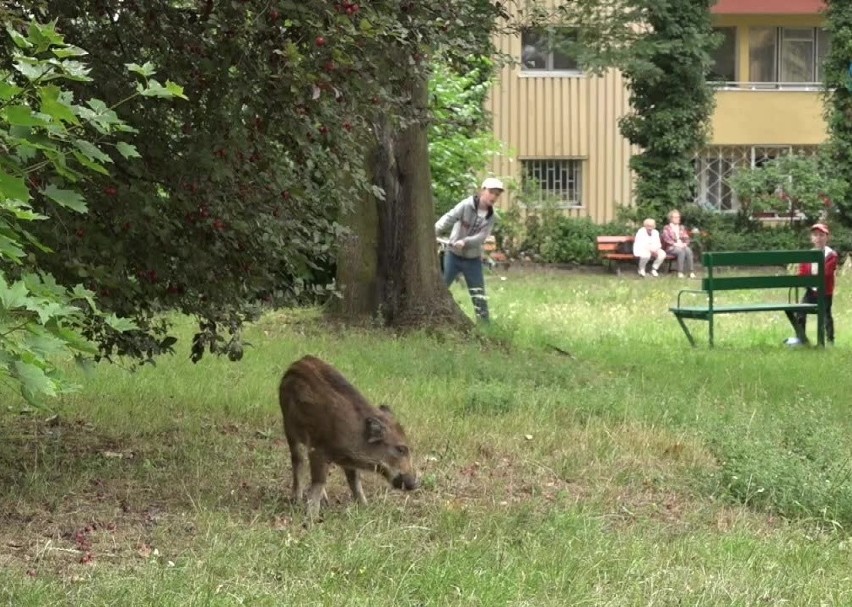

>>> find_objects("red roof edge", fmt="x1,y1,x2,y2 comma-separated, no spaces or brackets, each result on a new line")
712,0,826,14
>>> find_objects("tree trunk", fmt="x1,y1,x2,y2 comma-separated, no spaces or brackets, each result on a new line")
335,72,469,329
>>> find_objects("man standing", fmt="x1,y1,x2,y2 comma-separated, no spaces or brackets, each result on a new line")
435,177,504,321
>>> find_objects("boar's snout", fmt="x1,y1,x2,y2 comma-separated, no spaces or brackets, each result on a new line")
392,473,420,491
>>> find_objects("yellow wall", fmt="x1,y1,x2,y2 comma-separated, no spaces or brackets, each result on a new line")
711,90,826,145
488,11,828,222
488,52,634,221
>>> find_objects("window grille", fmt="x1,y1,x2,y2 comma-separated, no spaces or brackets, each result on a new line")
521,159,583,207
693,145,819,211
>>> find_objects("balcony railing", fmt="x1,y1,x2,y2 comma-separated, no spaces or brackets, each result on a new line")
709,81,825,92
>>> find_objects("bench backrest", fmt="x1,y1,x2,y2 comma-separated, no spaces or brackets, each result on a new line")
701,250,824,293
596,236,633,253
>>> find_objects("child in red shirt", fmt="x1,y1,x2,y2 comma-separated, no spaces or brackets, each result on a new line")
787,223,837,345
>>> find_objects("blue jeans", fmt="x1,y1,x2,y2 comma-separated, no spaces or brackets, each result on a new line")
443,252,489,321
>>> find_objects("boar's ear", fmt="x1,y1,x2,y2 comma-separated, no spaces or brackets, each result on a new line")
365,417,386,443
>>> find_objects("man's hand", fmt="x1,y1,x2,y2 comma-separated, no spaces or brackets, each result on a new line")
452,239,466,252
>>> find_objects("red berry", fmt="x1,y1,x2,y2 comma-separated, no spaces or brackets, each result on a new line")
315,36,326,47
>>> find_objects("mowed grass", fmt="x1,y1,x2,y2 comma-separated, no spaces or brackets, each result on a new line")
3,266,852,605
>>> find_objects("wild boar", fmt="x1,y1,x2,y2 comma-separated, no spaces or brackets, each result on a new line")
278,355,419,518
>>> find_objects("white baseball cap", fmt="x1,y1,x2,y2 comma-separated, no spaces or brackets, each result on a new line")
481,177,504,191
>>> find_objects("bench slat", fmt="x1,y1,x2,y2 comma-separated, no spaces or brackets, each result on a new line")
703,250,823,267
702,275,822,291
671,303,817,318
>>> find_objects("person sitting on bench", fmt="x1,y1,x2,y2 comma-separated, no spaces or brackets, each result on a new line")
662,209,696,279
633,218,666,277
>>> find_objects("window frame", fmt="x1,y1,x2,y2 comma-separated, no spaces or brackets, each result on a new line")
519,27,583,77
744,26,831,88
709,26,738,85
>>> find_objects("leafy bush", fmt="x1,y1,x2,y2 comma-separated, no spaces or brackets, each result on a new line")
727,152,843,225
0,22,182,403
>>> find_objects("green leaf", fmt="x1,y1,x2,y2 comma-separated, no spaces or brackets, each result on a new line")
13,360,57,400
138,79,187,100
0,234,26,261
163,80,188,100
27,20,64,50
115,141,141,159
3,104,50,127
53,59,92,81
105,314,138,332
73,139,112,164
138,79,170,98
22,329,70,358
71,151,110,176
52,324,97,355
0,81,23,101
0,168,30,202
13,59,52,81
70,284,99,313
39,85,79,125
42,184,87,212
6,26,31,49
126,62,157,77
0,277,30,309
53,45,88,59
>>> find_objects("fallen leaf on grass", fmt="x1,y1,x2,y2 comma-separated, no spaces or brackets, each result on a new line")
137,543,152,559
101,450,134,459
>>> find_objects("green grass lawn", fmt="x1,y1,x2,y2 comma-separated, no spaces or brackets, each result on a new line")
2,267,852,606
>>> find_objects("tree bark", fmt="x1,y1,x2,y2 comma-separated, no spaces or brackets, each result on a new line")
335,72,469,329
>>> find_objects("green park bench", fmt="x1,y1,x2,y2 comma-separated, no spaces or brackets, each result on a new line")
669,250,827,347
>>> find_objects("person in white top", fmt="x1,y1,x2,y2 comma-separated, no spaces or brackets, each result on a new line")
633,218,666,277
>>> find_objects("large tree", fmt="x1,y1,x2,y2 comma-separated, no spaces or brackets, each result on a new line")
2,0,633,367
334,1,508,328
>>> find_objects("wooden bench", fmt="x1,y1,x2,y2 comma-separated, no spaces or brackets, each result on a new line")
596,236,675,274
670,250,827,347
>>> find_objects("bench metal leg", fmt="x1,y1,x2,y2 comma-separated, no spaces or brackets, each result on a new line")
708,315,714,348
674,315,697,347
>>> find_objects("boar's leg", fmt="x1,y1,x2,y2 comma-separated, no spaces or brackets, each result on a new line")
344,468,368,505
284,432,306,503
306,450,330,518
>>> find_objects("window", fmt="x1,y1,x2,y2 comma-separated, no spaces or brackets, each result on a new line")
694,146,818,211
709,27,737,83
749,27,831,86
817,28,832,81
521,28,580,73
521,159,583,207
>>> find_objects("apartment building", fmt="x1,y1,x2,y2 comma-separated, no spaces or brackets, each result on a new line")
488,0,830,221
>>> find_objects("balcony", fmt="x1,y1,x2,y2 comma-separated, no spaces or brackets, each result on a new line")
709,83,827,146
